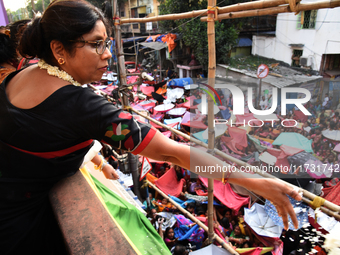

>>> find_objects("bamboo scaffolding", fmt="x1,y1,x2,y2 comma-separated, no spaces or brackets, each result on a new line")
126,106,340,220
207,0,216,244
88,84,340,220
147,181,238,255
201,1,340,21
120,0,288,24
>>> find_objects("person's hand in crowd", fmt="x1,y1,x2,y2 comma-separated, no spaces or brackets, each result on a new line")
102,163,119,180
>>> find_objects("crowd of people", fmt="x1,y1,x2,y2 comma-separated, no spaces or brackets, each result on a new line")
125,84,340,255
1,0,334,255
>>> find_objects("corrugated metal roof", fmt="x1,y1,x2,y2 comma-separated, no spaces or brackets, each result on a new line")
217,64,321,88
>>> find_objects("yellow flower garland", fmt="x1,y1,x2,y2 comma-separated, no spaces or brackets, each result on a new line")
37,59,82,87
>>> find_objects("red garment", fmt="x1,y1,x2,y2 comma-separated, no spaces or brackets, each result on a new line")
220,127,247,155
155,168,185,197
181,121,207,129
293,110,308,123
196,189,208,196
267,145,303,173
324,181,340,205
229,127,248,150
200,178,250,214
235,113,263,127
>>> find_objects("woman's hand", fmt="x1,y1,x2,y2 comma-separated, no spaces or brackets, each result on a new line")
240,178,302,230
102,163,119,180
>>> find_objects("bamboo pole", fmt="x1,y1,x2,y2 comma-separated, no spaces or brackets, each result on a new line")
113,1,129,107
120,0,288,24
113,0,142,200
118,0,340,24
147,181,238,255
201,1,340,21
125,107,340,220
207,0,216,244
87,84,340,220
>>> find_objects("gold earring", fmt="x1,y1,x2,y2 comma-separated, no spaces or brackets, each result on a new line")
58,58,65,65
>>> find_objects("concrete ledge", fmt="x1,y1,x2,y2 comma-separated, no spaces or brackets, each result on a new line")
49,171,137,255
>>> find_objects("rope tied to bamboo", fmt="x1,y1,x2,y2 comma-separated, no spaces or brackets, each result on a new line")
309,196,326,210
113,16,121,25
207,5,219,21
286,0,301,13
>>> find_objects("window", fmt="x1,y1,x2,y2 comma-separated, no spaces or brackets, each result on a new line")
292,49,303,67
120,11,125,17
297,10,317,29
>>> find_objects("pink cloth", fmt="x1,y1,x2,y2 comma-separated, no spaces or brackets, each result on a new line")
162,131,172,138
155,168,185,197
220,127,248,155
127,76,139,84
235,113,263,126
181,121,207,129
141,86,154,96
293,110,308,123
200,178,250,214
266,145,303,173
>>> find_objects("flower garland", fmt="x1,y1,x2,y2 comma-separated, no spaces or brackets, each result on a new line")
37,59,81,87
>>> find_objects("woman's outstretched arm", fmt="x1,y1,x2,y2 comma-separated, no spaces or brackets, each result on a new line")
139,131,302,230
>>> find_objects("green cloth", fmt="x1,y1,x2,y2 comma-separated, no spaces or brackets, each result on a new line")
272,132,313,153
247,135,267,152
92,175,171,255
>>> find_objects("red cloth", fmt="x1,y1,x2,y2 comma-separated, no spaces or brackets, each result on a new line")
293,110,308,123
251,231,283,255
141,86,155,96
229,126,248,150
196,189,208,196
155,168,185,197
221,136,244,155
220,127,248,155
323,181,340,205
200,177,250,214
181,121,207,129
266,145,303,173
235,113,263,126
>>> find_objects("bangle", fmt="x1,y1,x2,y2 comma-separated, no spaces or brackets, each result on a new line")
94,156,107,172
222,163,234,184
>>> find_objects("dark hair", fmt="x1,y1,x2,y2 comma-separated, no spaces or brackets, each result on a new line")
220,217,230,229
0,33,16,64
173,245,186,255
9,19,31,50
186,203,195,209
19,0,109,65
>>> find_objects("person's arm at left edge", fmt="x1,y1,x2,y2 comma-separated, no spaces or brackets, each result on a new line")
138,131,301,230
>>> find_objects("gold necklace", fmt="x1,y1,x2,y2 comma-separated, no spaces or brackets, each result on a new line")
37,59,82,87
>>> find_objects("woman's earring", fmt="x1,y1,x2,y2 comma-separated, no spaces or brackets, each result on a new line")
58,58,65,65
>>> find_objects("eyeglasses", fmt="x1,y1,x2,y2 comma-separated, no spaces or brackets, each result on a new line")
70,38,112,55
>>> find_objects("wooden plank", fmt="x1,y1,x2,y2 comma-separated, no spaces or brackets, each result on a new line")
49,171,137,255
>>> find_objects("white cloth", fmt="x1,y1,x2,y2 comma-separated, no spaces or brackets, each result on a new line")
259,99,268,110
322,97,329,107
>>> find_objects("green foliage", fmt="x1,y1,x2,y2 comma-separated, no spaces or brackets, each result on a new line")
158,0,248,69
26,0,51,18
